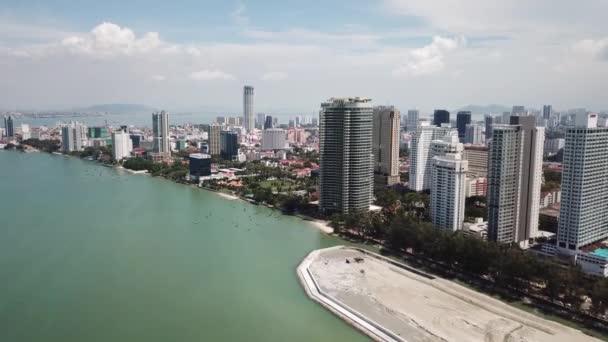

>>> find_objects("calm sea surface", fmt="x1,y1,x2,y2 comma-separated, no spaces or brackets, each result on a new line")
0,151,367,341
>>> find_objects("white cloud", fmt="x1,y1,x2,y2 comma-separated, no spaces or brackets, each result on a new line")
189,70,236,81
61,22,163,56
151,75,166,81
393,36,465,77
574,38,608,61
261,71,288,81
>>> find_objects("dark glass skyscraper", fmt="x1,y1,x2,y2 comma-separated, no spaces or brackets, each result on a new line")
264,115,273,129
220,131,239,161
4,115,14,137
433,110,450,127
456,111,471,141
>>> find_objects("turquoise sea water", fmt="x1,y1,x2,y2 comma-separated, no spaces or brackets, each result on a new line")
0,151,367,342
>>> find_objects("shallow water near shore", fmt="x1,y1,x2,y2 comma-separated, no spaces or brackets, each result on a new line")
0,151,367,342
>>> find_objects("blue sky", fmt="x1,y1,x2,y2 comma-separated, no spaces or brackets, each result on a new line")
0,0,607,113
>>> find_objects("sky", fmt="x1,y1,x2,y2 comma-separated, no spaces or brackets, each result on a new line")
0,0,607,114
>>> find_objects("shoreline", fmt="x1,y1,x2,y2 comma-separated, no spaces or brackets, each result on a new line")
41,150,335,235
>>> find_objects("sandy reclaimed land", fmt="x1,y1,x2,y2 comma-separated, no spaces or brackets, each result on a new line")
306,247,599,342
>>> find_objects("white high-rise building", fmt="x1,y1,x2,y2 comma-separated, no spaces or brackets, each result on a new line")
261,128,287,150
409,123,453,191
406,109,419,133
557,113,608,252
152,111,170,154
319,97,373,214
487,116,544,247
431,153,468,232
112,130,133,161
464,124,484,145
243,86,254,131
61,122,85,153
372,106,400,187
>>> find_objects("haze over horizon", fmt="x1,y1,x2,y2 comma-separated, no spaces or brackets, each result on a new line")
1,0,607,112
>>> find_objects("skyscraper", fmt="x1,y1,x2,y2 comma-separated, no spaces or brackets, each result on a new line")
406,109,419,133
319,97,373,214
372,106,400,188
557,113,608,252
243,86,254,131
220,131,239,161
256,113,266,129
542,105,552,121
409,123,454,191
456,111,471,141
209,123,222,156
152,111,170,154
264,115,274,129
484,115,493,140
433,109,450,127
111,130,133,161
3,115,14,137
487,116,544,247
464,124,484,145
61,122,85,153
431,153,468,232
512,106,526,116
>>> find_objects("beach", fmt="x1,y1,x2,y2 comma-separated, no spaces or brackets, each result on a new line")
300,246,600,342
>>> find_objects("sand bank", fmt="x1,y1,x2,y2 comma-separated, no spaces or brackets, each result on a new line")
299,246,599,342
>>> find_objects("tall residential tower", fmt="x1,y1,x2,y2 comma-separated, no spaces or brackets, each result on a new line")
319,97,373,214
372,106,400,188
152,111,170,154
487,116,544,247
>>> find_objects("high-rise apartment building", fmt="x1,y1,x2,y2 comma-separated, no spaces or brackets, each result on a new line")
433,110,450,127
484,115,493,140
463,145,488,178
557,113,608,251
3,115,14,137
487,116,544,247
431,153,468,232
406,109,419,133
464,124,484,145
319,97,373,214
264,115,274,129
409,123,453,191
220,131,239,161
456,111,472,141
243,86,254,131
261,128,287,150
61,122,85,153
542,105,552,121
111,130,133,161
152,111,170,154
372,106,400,188
208,123,222,156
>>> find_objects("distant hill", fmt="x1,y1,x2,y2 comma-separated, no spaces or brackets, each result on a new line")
80,104,156,113
457,104,511,115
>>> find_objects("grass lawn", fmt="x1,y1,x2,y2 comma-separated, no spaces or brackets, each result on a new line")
259,179,295,191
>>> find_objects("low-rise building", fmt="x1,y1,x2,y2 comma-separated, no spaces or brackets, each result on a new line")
462,218,488,240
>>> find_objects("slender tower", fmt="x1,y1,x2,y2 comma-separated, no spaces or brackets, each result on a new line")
319,97,373,214
243,86,254,131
